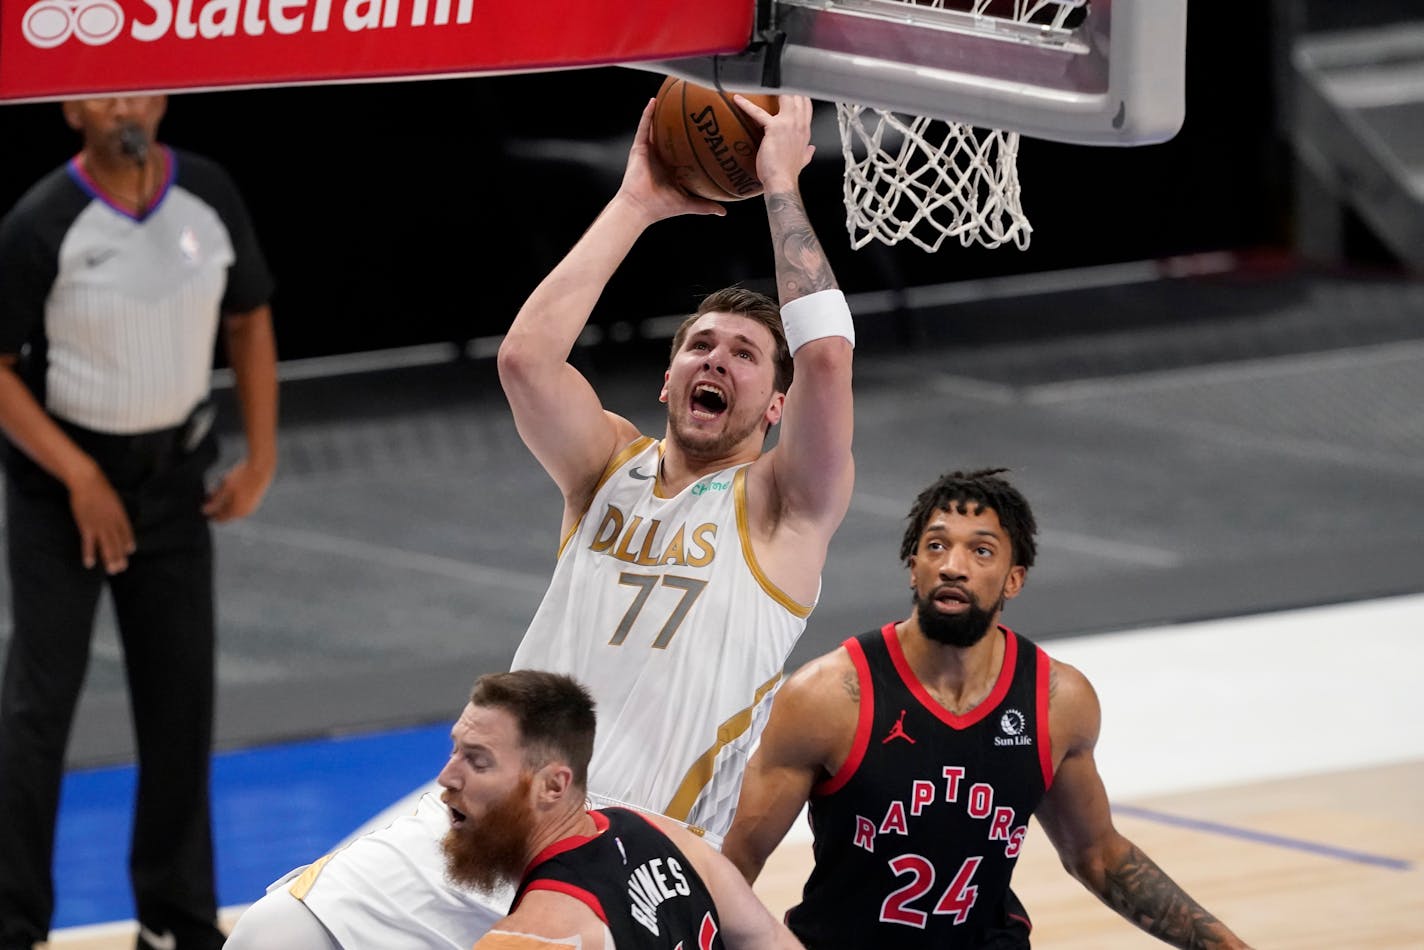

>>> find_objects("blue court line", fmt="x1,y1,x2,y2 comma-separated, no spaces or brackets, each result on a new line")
1112,803,1413,871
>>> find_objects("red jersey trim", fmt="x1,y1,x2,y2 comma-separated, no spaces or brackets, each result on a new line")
812,636,875,797
513,811,611,917
1035,646,1054,790
524,810,610,871
520,880,609,926
884,623,1019,730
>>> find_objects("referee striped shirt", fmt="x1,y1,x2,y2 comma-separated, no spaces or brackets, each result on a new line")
0,147,273,434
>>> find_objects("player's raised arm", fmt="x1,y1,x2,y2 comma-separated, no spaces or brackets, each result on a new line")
735,94,854,546
498,98,725,515
1035,661,1253,949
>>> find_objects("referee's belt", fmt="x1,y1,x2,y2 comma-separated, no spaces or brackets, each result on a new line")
54,400,216,478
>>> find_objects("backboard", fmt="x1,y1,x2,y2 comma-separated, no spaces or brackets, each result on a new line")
4,0,1183,149
640,0,1188,147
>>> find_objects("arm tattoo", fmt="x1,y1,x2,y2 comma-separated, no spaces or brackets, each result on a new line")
841,670,860,704
1048,663,1059,701
1102,844,1230,948
765,192,836,302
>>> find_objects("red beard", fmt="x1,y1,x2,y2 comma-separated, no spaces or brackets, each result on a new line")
442,773,536,894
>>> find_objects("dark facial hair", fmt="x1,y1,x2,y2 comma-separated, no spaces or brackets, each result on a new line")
915,585,1002,648
442,772,536,893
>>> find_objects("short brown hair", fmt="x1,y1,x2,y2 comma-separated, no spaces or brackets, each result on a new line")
669,287,793,394
469,671,596,788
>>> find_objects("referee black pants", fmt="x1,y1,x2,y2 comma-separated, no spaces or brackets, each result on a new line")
0,423,218,946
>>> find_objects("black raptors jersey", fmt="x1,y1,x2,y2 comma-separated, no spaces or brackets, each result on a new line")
787,623,1053,949
512,807,724,949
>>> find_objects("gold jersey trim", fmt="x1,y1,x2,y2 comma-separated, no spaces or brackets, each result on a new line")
650,440,671,499
734,468,813,619
287,851,335,901
557,436,656,557
662,671,783,821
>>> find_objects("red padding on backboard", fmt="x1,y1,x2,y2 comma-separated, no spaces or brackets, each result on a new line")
1,0,754,102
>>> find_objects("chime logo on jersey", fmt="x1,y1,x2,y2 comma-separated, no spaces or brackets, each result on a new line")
21,0,474,49
627,855,692,936
690,477,731,496
590,504,717,567
994,708,1032,747
851,765,1028,859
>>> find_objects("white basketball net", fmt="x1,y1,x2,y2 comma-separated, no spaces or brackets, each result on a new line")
839,105,1028,252
837,0,1085,252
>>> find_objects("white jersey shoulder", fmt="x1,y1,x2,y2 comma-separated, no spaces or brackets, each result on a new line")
512,437,814,838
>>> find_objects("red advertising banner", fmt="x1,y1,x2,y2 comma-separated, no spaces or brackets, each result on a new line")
1,0,754,102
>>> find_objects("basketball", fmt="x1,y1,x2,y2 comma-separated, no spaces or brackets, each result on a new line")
652,76,779,202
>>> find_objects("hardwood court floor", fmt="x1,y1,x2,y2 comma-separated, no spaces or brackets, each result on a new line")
48,759,1422,949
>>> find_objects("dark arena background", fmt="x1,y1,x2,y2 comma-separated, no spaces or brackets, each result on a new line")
4,4,1295,359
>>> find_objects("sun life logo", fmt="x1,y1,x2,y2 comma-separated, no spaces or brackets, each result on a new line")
999,709,1025,736
22,0,125,48
994,708,1032,747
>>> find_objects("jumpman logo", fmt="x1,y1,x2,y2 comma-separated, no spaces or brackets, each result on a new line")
882,709,916,744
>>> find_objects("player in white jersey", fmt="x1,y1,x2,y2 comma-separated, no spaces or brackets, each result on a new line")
226,92,853,949
514,436,809,840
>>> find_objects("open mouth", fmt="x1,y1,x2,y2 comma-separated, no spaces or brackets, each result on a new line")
933,586,971,611
445,800,468,827
690,383,729,420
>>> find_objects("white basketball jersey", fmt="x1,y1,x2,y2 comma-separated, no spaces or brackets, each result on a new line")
512,437,813,839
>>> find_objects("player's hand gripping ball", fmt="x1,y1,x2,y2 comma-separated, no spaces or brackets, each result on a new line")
652,76,780,202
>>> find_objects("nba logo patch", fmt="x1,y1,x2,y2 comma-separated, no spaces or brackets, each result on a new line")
178,226,201,264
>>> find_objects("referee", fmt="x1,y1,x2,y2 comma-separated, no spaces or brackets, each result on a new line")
0,95,277,950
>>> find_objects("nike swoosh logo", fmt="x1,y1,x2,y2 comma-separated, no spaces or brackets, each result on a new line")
139,926,177,950
629,467,654,480
85,248,119,268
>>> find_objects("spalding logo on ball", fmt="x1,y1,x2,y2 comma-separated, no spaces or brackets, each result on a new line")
652,76,780,202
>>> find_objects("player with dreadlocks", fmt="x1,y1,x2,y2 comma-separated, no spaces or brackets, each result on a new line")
722,468,1251,949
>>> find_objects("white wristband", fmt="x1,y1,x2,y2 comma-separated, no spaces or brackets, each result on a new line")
780,289,855,356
